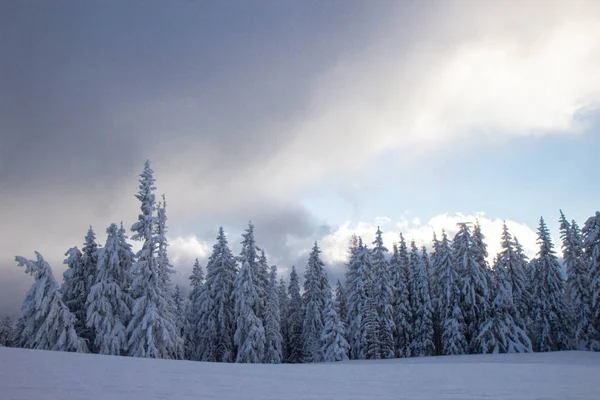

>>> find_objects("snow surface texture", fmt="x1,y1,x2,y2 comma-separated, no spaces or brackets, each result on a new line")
1,348,598,400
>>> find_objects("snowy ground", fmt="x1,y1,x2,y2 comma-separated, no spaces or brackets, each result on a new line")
1,347,599,400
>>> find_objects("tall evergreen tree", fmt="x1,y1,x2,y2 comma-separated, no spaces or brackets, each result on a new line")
483,257,532,353
334,280,348,331
185,258,204,360
560,211,598,350
173,285,185,339
453,222,490,353
409,241,435,357
582,211,600,350
195,227,237,362
61,246,87,338
0,317,15,347
497,223,530,328
127,160,182,359
264,266,283,363
302,242,330,363
86,223,134,355
278,276,290,362
345,237,368,359
391,236,412,358
530,217,571,352
233,260,265,363
320,294,350,362
286,266,304,363
371,227,395,359
15,252,88,352
239,223,266,319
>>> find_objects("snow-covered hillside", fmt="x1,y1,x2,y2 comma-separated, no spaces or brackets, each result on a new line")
1,348,598,400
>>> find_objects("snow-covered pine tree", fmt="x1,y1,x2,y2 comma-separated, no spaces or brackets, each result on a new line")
453,222,491,354
513,236,533,330
345,237,367,359
409,241,435,357
582,211,600,351
126,160,182,359
320,292,350,362
483,256,532,353
61,246,87,338
0,317,15,347
421,246,433,292
155,194,182,359
256,249,271,319
264,266,283,363
302,242,330,363
496,223,530,329
15,252,88,352
286,266,304,363
560,211,598,350
278,276,290,362
334,280,347,332
391,236,412,358
173,285,185,339
530,217,571,352
371,227,395,359
185,258,204,360
233,260,265,363
86,223,134,355
239,223,266,319
81,226,100,344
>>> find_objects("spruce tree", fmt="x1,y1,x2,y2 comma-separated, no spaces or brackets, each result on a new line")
371,227,395,359
483,257,532,353
86,223,134,355
391,237,412,358
453,222,490,353
185,258,204,360
302,242,330,363
286,266,304,363
0,317,15,347
127,160,182,359
409,241,435,357
514,236,533,329
233,260,265,363
195,227,237,362
334,280,348,332
320,294,350,362
530,217,571,352
582,211,600,350
560,211,598,350
264,266,283,363
345,237,367,359
173,285,185,339
278,276,290,362
15,252,88,352
239,223,265,319
61,246,87,338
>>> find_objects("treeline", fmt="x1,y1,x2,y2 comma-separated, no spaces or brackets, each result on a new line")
1,161,599,361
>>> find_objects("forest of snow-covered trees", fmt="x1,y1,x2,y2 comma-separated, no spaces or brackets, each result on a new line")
1,160,599,362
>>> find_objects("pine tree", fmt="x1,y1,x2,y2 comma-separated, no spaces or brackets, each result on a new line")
453,222,490,353
433,230,466,355
497,223,530,329
409,241,435,357
334,280,347,331
286,266,304,363
391,236,412,358
302,242,330,363
61,246,86,338
560,211,598,350
239,223,266,319
15,252,88,352
530,217,571,352
514,236,533,330
320,294,350,362
345,237,367,360
86,223,134,355
127,160,182,359
185,258,204,360
278,276,290,362
173,285,185,339
81,226,100,344
196,227,238,362
483,257,532,353
233,260,265,363
264,266,283,363
371,227,395,359
582,211,600,350
0,317,15,347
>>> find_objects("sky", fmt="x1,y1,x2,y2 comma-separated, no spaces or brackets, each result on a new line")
1,0,600,317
